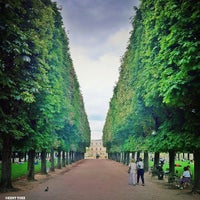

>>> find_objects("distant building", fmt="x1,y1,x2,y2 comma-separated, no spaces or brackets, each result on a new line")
85,139,107,159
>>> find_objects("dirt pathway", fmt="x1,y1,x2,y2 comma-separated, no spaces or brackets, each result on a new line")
0,159,199,200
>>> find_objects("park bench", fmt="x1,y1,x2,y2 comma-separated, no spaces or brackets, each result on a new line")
150,166,165,180
149,166,157,177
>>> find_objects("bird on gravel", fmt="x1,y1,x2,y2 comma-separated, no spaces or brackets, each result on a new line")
44,186,49,192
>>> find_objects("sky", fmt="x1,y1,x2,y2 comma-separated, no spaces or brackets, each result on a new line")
55,0,140,140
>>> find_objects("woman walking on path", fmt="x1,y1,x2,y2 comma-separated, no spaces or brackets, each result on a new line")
128,159,137,185
137,158,145,186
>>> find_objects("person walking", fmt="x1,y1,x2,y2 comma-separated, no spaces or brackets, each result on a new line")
137,158,145,186
128,159,137,186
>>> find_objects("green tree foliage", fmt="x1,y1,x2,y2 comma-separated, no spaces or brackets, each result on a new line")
103,0,200,191
0,0,90,189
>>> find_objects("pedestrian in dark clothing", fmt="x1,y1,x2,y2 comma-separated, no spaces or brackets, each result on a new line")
137,158,145,186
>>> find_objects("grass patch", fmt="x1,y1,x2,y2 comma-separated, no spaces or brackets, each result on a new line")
149,160,194,180
0,160,52,181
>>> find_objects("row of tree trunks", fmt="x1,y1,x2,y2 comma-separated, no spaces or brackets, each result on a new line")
11,152,27,163
0,146,85,190
177,152,192,161
108,151,166,173
11,149,85,182
108,152,142,167
107,151,183,174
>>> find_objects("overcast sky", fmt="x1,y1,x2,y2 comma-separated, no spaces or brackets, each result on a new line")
55,0,140,139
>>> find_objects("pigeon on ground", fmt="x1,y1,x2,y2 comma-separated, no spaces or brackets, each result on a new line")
44,186,49,192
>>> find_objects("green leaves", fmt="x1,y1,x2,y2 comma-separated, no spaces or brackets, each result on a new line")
103,0,200,154
0,0,90,154
20,91,35,103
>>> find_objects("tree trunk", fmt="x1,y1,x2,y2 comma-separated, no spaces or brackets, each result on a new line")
192,149,200,193
154,152,159,167
27,150,35,181
41,150,47,174
69,151,72,164
124,152,127,165
169,149,175,175
12,152,15,163
120,152,123,163
144,151,149,172
127,152,130,165
123,152,126,164
57,149,61,169
131,152,135,159
136,151,140,162
117,152,121,162
187,153,190,161
66,151,69,165
62,151,66,167
0,135,13,190
177,153,180,160
18,152,23,162
50,148,55,171
121,152,124,163
24,152,27,162
70,151,74,163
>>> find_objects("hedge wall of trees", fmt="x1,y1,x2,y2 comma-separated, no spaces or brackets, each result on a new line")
0,0,90,190
103,0,200,192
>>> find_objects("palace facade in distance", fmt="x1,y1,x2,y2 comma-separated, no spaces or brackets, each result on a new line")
85,139,107,159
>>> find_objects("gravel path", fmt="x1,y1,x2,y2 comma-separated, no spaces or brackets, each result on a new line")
0,159,199,200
